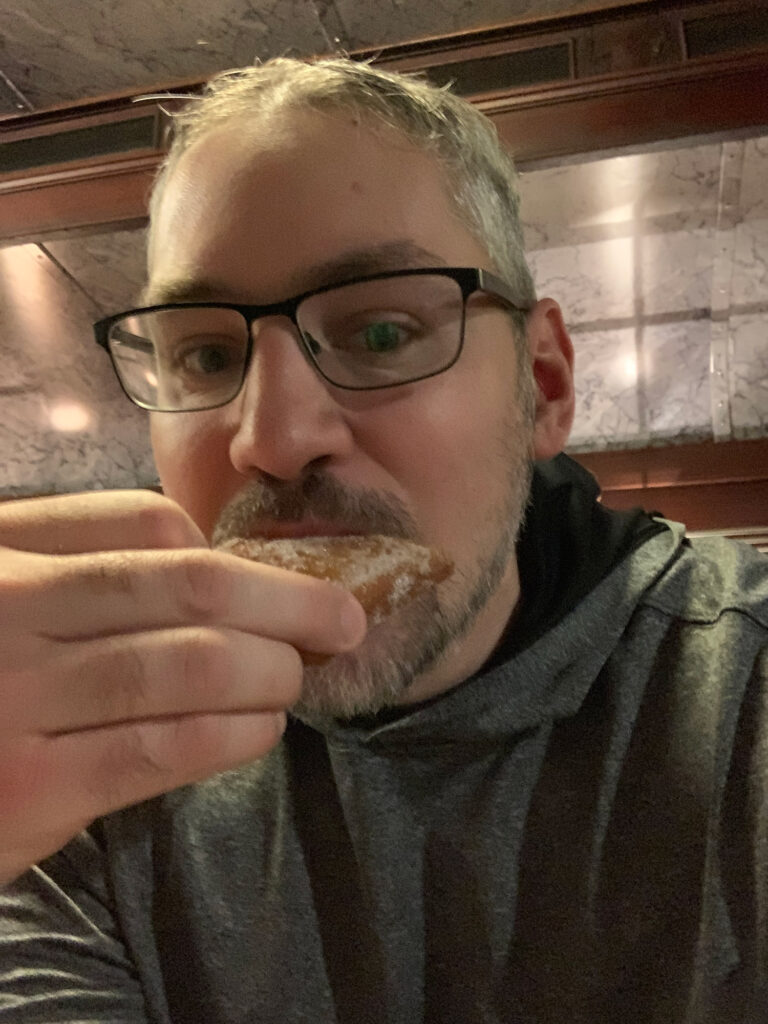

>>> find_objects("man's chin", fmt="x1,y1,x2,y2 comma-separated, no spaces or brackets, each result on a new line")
289,595,448,728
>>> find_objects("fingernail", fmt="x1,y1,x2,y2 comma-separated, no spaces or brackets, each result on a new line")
340,597,367,647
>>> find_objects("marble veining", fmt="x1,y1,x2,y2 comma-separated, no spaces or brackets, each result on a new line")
739,137,768,220
643,319,711,437
518,143,721,251
527,236,636,326
729,314,768,438
731,217,768,308
568,328,643,450
639,228,715,317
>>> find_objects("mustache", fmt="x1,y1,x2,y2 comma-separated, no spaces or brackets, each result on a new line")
211,471,419,544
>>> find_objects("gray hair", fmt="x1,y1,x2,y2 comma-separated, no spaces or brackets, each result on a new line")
148,57,536,315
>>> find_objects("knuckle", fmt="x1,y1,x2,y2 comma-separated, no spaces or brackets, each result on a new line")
86,551,137,597
132,492,200,549
108,644,152,721
178,629,233,703
169,712,283,776
168,714,228,769
90,725,171,808
174,551,231,621
132,491,201,548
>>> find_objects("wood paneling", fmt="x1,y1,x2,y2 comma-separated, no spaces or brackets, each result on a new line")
487,53,768,164
572,438,768,531
0,154,158,242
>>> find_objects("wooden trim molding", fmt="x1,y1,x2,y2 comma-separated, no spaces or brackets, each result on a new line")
0,153,159,242
572,438,768,531
486,52,768,165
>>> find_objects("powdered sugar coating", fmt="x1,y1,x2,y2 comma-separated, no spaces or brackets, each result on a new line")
217,534,452,624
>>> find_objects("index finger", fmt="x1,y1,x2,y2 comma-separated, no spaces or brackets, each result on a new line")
0,490,206,554
22,546,368,656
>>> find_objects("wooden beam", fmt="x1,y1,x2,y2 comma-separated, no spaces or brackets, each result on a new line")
0,154,159,243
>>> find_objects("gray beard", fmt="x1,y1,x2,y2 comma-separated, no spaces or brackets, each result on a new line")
291,439,533,728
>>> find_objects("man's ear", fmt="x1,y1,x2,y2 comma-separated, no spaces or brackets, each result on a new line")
525,298,575,459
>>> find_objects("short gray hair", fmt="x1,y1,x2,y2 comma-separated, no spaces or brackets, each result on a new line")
148,57,536,314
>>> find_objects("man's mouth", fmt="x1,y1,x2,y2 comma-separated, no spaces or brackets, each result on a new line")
231,518,363,542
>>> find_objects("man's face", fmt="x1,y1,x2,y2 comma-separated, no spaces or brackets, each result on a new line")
148,110,537,721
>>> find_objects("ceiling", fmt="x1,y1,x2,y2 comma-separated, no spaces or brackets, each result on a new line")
0,0,617,115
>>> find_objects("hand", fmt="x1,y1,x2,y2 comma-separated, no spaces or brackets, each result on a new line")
0,490,366,885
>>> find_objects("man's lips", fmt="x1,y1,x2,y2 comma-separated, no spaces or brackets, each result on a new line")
231,519,363,541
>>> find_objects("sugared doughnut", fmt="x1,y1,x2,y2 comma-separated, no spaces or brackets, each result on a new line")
217,534,452,624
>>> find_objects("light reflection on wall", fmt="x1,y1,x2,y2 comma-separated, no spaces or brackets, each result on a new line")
0,244,64,360
47,400,92,432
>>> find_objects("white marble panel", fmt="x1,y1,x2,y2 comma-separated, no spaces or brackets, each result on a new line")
643,319,711,439
519,142,721,251
0,243,156,498
729,135,768,309
44,229,149,316
639,228,715,316
568,327,643,450
730,313,768,439
528,236,635,326
731,217,768,308
739,136,768,220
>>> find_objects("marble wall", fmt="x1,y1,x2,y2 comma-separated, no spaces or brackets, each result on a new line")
0,130,766,496
519,133,768,452
0,237,156,497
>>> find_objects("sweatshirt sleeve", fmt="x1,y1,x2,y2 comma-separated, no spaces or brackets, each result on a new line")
0,829,149,1023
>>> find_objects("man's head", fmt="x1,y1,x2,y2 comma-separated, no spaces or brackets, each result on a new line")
147,58,536,324
140,57,574,723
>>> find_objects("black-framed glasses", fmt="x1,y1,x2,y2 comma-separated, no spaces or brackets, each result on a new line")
93,267,530,412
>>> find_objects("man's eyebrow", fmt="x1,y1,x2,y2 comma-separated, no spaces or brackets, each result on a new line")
142,278,238,305
297,242,448,292
144,241,447,306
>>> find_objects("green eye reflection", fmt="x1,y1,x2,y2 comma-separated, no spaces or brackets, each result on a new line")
364,322,401,353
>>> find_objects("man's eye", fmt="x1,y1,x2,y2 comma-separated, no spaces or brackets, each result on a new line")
178,341,238,375
362,321,404,353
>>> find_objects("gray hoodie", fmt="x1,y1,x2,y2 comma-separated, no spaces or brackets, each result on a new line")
1,462,767,1024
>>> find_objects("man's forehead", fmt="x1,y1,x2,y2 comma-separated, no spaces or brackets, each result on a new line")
145,240,449,305
147,111,487,305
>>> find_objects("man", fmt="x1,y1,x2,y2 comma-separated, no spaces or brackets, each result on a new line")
0,57,766,1024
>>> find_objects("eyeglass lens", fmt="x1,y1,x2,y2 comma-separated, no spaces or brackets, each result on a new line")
107,273,465,410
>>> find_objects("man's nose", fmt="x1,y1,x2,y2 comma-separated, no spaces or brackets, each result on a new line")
227,318,355,481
